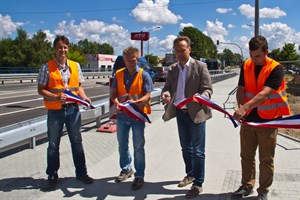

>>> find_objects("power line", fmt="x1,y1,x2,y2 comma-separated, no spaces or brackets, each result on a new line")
2,0,236,15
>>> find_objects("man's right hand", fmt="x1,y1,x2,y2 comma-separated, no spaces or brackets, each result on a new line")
161,91,171,104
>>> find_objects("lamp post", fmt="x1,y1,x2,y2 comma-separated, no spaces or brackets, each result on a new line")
217,40,244,60
145,26,161,65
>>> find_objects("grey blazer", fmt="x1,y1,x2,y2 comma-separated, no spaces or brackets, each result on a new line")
162,58,213,123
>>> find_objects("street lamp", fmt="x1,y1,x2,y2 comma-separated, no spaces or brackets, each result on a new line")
145,26,162,65
217,40,244,60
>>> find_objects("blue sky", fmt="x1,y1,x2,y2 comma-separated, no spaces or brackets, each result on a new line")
1,0,300,58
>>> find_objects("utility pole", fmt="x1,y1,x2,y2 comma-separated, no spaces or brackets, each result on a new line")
255,0,259,36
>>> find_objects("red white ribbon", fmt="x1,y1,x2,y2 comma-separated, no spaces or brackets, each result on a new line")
175,93,300,129
118,101,151,123
64,90,95,109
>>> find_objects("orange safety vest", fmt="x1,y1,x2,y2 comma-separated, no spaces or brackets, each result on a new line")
44,59,79,110
244,57,291,119
115,68,151,114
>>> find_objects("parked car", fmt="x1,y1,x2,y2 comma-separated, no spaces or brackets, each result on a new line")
112,55,155,81
153,66,170,81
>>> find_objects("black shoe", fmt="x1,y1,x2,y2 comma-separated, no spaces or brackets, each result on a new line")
131,177,144,190
115,169,134,182
185,185,203,199
231,185,253,199
257,192,268,200
41,173,58,191
76,174,94,184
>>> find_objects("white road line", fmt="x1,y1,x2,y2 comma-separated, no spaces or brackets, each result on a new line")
0,106,45,116
0,93,109,116
0,98,43,106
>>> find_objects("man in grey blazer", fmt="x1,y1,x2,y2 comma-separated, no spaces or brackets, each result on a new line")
161,36,213,199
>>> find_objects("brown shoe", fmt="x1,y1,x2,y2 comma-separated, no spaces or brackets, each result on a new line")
178,176,195,187
115,169,134,182
185,185,203,199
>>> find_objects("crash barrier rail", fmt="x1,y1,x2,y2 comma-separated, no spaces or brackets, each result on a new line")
0,72,112,84
0,70,234,85
0,88,162,153
0,72,237,153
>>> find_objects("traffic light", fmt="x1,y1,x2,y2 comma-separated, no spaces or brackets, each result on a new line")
217,40,219,45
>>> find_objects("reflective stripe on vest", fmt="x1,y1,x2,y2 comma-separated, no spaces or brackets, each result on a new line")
44,59,79,110
115,68,151,114
243,57,291,119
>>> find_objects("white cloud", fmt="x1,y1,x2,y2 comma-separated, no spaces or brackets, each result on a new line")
238,4,286,19
260,22,300,52
158,34,177,53
112,17,121,23
227,24,235,29
131,0,182,24
204,20,228,41
180,23,194,30
53,19,132,55
0,14,23,39
216,8,232,14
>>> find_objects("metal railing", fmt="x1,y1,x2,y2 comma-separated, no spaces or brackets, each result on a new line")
0,72,237,153
0,88,162,153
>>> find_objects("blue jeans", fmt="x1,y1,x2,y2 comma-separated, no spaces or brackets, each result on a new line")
116,112,146,178
176,109,206,187
46,105,87,178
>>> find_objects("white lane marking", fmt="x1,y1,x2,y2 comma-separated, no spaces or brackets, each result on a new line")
0,98,43,106
0,106,45,116
0,94,109,116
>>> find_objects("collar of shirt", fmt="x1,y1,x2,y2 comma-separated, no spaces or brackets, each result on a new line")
56,59,70,72
177,57,191,70
124,66,140,76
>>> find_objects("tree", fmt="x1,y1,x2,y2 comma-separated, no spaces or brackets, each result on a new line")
279,43,300,61
28,30,53,68
99,43,114,54
145,54,158,67
179,27,218,59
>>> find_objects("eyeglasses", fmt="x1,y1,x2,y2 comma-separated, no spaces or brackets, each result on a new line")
172,48,189,54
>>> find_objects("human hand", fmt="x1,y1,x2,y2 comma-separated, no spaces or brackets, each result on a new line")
233,104,248,121
161,91,171,104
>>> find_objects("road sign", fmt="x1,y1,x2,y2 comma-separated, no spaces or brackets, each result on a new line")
131,32,149,41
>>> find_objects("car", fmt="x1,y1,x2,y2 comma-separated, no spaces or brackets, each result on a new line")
153,66,170,81
112,55,155,81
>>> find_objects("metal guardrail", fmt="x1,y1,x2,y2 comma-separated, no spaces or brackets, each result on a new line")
0,72,112,84
0,72,237,153
0,88,162,153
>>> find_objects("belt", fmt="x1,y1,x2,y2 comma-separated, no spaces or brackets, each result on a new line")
179,108,188,113
61,103,78,108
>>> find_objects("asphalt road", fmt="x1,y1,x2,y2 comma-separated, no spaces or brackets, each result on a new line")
0,78,165,128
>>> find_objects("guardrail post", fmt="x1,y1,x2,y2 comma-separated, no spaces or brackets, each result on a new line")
30,137,36,149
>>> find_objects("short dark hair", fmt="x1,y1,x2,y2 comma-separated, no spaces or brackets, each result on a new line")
53,35,69,48
249,35,268,52
173,36,191,48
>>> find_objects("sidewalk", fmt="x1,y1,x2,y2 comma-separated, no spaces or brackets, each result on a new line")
0,75,299,200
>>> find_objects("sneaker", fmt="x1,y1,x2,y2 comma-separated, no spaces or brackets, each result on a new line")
257,192,268,200
231,185,253,199
185,185,203,199
115,169,134,182
178,176,195,187
131,177,144,190
76,174,94,184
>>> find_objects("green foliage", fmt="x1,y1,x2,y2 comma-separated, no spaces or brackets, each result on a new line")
0,29,114,69
145,54,158,67
179,27,218,59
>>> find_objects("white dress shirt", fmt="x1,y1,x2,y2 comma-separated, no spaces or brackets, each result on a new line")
173,57,191,108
